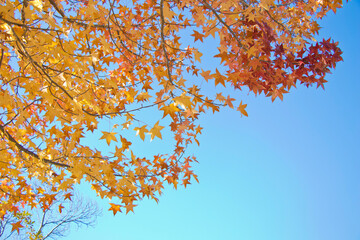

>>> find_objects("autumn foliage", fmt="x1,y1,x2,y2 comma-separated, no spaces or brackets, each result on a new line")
0,0,343,231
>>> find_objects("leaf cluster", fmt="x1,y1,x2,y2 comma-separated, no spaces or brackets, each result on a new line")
0,0,343,227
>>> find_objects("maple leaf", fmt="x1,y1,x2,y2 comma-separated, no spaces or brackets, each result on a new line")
191,30,205,42
214,51,229,64
11,221,23,234
160,104,179,119
162,2,175,20
124,202,137,214
216,93,226,102
247,46,257,57
195,125,203,134
109,203,122,216
136,92,151,102
173,94,193,109
149,121,165,140
134,125,149,141
30,0,43,10
237,101,248,117
200,70,212,82
194,50,203,63
100,131,118,146
59,204,65,213
120,136,132,150
225,95,235,109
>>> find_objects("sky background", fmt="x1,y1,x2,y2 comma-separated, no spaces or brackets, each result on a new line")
66,2,360,239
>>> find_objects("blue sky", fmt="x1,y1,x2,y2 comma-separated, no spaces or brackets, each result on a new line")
67,2,360,239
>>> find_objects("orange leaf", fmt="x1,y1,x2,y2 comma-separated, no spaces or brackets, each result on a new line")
191,30,205,42
64,192,73,201
11,221,23,234
109,203,122,216
237,101,248,117
59,204,64,213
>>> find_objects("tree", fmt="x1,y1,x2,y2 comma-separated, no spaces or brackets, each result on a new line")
0,187,101,239
0,0,343,228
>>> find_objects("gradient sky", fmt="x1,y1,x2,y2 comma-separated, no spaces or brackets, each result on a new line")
66,2,360,239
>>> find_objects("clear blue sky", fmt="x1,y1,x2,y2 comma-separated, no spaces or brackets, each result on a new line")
67,2,360,239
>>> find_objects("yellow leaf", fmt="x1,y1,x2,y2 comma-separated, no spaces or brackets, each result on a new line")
160,104,180,119
149,121,165,140
100,131,118,146
125,88,138,103
173,94,192,110
120,135,132,150
247,46,257,57
109,203,122,215
134,125,148,141
136,92,151,102
31,0,43,10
